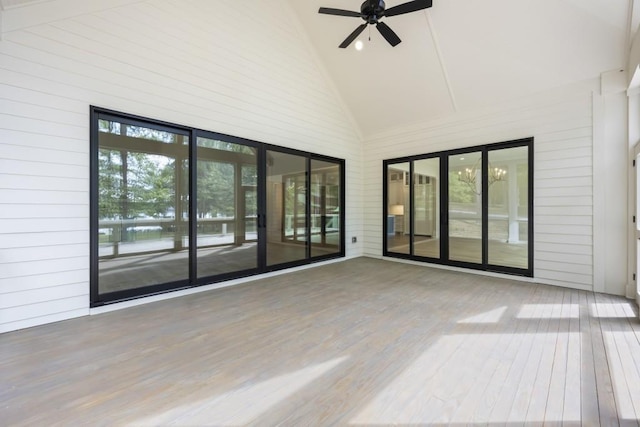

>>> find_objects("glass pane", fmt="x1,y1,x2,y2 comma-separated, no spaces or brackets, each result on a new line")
488,146,529,269
386,162,410,255
243,165,258,242
310,159,342,258
267,151,307,266
196,137,258,278
97,122,189,294
198,137,256,155
413,158,440,258
448,152,482,263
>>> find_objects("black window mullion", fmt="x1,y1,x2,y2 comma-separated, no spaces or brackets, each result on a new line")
90,107,100,306
257,146,267,271
382,161,389,254
306,156,312,260
409,161,415,255
189,130,198,286
481,149,489,268
441,154,449,262
528,142,535,276
340,158,346,257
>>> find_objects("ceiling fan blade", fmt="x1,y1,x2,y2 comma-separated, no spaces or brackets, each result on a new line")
318,7,363,18
376,21,401,47
339,23,368,48
384,0,433,17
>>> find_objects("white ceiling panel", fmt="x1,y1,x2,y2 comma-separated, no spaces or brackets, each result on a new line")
288,0,630,137
0,0,630,137
0,0,52,9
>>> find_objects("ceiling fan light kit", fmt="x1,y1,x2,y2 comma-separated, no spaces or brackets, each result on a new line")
318,0,433,48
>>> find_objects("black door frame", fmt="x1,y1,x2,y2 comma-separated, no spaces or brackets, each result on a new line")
90,107,345,307
383,137,534,277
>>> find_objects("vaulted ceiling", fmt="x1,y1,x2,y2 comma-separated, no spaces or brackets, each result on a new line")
1,0,634,138
287,0,632,137
0,0,52,9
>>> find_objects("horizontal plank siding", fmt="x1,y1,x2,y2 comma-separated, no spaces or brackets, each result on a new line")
363,82,595,290
0,0,362,332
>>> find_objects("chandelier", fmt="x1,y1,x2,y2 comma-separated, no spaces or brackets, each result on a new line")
457,159,507,194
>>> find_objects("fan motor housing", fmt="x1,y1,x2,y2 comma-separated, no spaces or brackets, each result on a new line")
361,0,385,23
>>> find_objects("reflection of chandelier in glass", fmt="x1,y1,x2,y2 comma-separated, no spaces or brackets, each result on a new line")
457,159,507,194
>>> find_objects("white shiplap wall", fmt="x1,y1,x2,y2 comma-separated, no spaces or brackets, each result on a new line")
0,0,362,333
362,80,600,292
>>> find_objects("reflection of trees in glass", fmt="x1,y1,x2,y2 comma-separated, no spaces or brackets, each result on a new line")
242,165,257,186
98,149,123,219
448,171,475,204
198,138,255,155
98,150,176,219
242,165,257,217
98,119,188,144
98,129,261,221
126,127,181,144
284,175,305,218
197,161,235,218
98,119,120,134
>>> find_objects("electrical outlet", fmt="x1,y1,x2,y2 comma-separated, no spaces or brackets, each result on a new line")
352,236,357,243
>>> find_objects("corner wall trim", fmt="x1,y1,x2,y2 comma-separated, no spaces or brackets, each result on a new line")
592,91,606,293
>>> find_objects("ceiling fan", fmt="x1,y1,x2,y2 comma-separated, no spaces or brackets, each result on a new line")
318,0,433,48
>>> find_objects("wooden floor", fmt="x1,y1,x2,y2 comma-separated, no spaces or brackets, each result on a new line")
2,258,640,426
388,236,528,269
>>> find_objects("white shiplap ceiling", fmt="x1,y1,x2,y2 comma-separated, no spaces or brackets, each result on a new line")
287,0,631,137
0,0,632,138
0,0,52,9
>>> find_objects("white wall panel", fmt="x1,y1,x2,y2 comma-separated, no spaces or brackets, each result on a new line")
1,257,88,279
0,231,88,249
0,189,86,205
363,80,600,291
0,244,87,263
0,175,88,192
0,159,87,178
0,204,86,219
0,0,362,332
0,143,87,165
0,270,88,294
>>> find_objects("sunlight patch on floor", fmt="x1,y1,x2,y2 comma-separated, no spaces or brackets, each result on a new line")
591,303,637,318
603,332,640,421
517,304,579,319
457,306,507,323
135,356,348,426
350,333,581,425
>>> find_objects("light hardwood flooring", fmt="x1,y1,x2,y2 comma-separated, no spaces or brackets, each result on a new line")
2,258,640,426
388,236,528,269
99,242,339,293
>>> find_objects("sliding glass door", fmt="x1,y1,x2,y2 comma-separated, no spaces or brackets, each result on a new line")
196,136,259,279
266,150,308,267
311,159,343,258
448,151,483,264
385,162,410,255
383,138,533,277
487,145,529,270
413,157,440,259
265,150,345,268
95,118,191,296
92,108,345,306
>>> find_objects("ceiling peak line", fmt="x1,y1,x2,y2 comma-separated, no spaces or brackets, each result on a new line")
424,11,457,112
627,0,640,53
